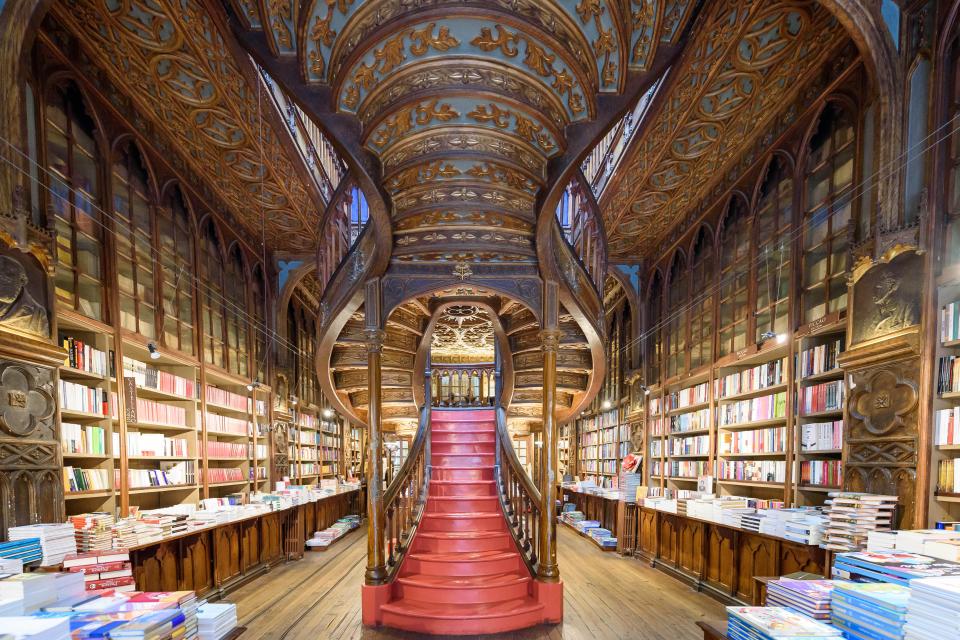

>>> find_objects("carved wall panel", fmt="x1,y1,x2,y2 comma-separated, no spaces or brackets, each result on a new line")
850,250,922,346
658,513,678,565
736,533,777,604
0,354,61,537
180,532,213,594
214,524,242,585
705,525,736,593
639,508,658,558
677,517,704,578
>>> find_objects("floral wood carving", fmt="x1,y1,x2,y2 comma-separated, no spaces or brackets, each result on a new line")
0,363,55,438
848,369,917,436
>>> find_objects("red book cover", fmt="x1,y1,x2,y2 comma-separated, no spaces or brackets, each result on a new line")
63,552,100,568
69,561,130,575
86,576,135,590
97,550,130,563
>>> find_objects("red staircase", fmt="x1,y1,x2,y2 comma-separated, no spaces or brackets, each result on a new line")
366,408,561,635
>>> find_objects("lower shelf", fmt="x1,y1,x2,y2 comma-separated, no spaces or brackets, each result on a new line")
559,518,616,552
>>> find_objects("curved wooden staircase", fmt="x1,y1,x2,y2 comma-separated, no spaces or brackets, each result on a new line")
363,408,562,634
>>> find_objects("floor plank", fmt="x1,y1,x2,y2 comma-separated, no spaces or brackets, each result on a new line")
225,526,726,639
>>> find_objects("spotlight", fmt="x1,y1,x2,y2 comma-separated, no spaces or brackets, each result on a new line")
760,331,787,344
290,395,298,406
246,379,262,392
147,342,161,360
322,408,334,419
776,332,788,345
639,384,651,396
601,399,612,410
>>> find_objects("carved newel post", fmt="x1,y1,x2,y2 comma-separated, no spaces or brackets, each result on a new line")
538,324,561,582
364,277,387,585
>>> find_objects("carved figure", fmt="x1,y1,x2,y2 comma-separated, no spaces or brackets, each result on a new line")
0,256,48,337
872,272,915,334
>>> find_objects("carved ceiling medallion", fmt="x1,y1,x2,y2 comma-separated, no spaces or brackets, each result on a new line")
431,305,494,361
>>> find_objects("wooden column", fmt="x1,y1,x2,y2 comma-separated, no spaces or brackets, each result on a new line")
364,278,387,585
538,281,560,582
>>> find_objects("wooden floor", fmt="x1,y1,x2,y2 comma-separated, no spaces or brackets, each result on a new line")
225,526,726,639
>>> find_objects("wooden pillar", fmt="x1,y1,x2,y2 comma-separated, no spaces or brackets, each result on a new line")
539,280,560,582
364,278,387,585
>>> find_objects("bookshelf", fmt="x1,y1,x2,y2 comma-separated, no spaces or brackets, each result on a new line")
793,325,846,505
575,402,631,488
931,265,960,524
664,374,710,489
349,426,363,477
203,369,255,499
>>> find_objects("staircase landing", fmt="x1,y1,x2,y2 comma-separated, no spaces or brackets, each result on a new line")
362,409,562,635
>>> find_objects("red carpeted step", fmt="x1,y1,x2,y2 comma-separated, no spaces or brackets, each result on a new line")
420,512,505,533
379,597,545,636
429,479,496,497
402,549,523,577
431,441,496,455
431,431,496,444
432,452,495,467
395,572,531,604
431,466,493,481
426,495,500,513
413,530,513,553
431,424,496,434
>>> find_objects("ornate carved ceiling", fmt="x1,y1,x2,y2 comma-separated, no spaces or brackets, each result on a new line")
228,0,697,267
52,0,324,253
430,305,494,363
601,0,850,260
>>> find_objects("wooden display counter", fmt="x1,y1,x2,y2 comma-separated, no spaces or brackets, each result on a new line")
129,489,361,598
627,506,828,606
558,487,620,537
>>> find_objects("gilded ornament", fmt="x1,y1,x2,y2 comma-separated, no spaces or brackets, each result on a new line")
523,41,555,76
415,99,459,125
468,104,511,129
551,69,574,95
375,33,407,74
576,0,603,23
409,23,460,56
470,25,519,56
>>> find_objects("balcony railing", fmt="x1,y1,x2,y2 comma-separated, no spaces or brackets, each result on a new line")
580,74,666,198
430,365,496,408
257,65,344,202
555,177,606,293
317,182,369,290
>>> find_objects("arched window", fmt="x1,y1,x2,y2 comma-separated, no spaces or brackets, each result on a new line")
802,103,855,323
946,36,960,262
46,83,104,320
251,264,268,383
665,253,688,378
199,221,226,369
689,228,714,370
158,188,195,355
645,272,663,384
225,247,249,378
755,157,794,342
112,143,155,337
349,186,369,242
718,198,751,356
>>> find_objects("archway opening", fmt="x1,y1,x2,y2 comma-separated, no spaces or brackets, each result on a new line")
429,305,496,409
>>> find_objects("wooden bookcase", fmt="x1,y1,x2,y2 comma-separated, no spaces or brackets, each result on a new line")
574,401,631,488
639,319,850,507
930,262,960,524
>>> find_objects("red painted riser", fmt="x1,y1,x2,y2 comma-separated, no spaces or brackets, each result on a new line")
363,408,562,634
428,480,496,497
413,531,513,553
431,467,493,481
427,496,500,513
431,442,495,454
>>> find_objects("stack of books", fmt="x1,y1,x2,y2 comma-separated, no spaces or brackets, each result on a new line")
0,617,69,640
0,573,58,611
833,551,960,586
305,516,361,549
8,524,76,566
0,595,23,616
196,602,237,640
63,549,133,593
867,531,898,552
895,529,960,559
0,539,41,565
741,512,764,533
821,492,897,552
765,578,835,620
831,582,910,639
111,520,139,549
904,576,960,639
50,571,85,601
726,606,841,639
586,528,617,549
784,514,828,546
68,513,115,552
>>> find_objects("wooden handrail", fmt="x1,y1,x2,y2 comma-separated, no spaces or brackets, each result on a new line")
380,370,432,582
494,403,542,576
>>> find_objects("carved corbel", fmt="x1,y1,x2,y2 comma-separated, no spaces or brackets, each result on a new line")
0,187,55,275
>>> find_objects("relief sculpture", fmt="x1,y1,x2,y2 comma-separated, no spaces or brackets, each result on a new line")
0,255,49,338
850,249,921,346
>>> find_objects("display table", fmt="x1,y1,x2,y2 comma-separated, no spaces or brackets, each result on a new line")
129,488,361,598
558,486,621,537
629,505,828,606
696,621,728,639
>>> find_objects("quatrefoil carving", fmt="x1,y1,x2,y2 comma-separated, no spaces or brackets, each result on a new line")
0,363,55,437
850,369,917,436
